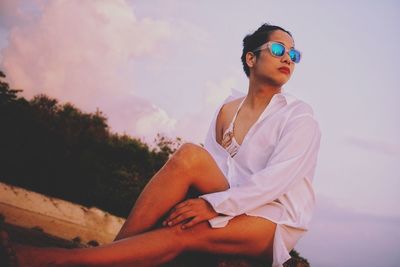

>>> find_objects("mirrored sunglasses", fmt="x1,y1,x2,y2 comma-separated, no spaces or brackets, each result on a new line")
253,41,301,63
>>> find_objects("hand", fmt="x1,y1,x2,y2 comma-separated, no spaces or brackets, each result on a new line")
162,198,218,229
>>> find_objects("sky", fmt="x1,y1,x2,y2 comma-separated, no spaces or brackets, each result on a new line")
0,0,399,266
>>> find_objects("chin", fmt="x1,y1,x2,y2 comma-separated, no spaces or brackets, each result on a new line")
258,73,290,87
271,77,289,87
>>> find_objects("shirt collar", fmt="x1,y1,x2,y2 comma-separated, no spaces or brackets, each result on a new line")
229,88,297,106
278,91,297,105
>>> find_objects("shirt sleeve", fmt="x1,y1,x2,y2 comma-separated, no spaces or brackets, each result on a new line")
199,113,322,217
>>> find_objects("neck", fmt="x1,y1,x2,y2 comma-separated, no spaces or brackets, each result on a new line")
245,79,282,110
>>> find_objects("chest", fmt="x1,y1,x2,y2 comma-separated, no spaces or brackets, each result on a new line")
227,111,287,171
222,108,264,146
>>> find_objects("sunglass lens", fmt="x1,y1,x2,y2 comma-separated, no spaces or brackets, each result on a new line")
270,43,285,57
289,49,301,63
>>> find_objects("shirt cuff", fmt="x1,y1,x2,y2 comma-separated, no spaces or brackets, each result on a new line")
208,215,234,228
199,191,229,208
199,190,236,216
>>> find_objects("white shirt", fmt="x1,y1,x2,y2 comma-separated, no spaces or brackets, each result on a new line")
199,88,322,267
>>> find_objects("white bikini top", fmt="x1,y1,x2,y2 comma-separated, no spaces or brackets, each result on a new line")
221,97,246,157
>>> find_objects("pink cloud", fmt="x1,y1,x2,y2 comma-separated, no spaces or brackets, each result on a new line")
1,0,176,140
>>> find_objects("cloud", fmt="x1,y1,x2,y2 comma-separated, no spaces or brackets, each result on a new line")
171,75,242,144
0,1,245,146
169,18,212,53
136,105,177,140
343,136,400,157
204,76,238,106
297,194,400,267
0,0,22,28
314,194,400,224
1,0,176,141
2,0,171,100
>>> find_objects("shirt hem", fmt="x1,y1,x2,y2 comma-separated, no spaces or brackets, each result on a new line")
206,213,305,267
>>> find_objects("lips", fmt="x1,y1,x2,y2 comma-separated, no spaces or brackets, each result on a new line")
278,67,290,74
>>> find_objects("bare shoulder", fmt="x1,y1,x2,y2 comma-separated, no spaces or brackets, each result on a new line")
215,97,245,144
217,97,244,125
227,97,245,111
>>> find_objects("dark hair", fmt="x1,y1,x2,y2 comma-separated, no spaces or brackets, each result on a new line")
241,23,292,77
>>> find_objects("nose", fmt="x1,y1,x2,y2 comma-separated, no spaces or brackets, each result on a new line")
281,51,292,65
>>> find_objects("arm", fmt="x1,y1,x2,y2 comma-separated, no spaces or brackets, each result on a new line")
199,113,322,217
215,103,226,146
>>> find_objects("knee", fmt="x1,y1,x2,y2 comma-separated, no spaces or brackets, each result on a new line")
171,143,209,169
177,142,206,155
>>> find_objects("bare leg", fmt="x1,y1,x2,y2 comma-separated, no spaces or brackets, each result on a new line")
114,143,230,240
9,215,276,267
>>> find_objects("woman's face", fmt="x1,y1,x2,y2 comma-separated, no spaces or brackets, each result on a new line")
248,30,296,87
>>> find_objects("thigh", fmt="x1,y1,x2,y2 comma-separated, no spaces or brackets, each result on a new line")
182,214,276,261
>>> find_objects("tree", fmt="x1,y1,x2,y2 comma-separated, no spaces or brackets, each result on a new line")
0,70,182,217
0,70,23,105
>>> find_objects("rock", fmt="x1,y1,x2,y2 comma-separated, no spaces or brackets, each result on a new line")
161,249,310,267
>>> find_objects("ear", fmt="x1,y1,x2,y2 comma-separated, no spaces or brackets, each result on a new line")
245,51,257,68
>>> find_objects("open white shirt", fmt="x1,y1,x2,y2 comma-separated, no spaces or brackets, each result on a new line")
199,88,322,267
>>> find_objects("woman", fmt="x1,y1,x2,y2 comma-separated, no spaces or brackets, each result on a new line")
0,23,321,267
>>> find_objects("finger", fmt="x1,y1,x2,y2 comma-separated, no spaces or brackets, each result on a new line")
181,216,202,229
168,211,196,226
163,201,191,225
173,200,191,211
164,206,193,225
169,202,194,218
